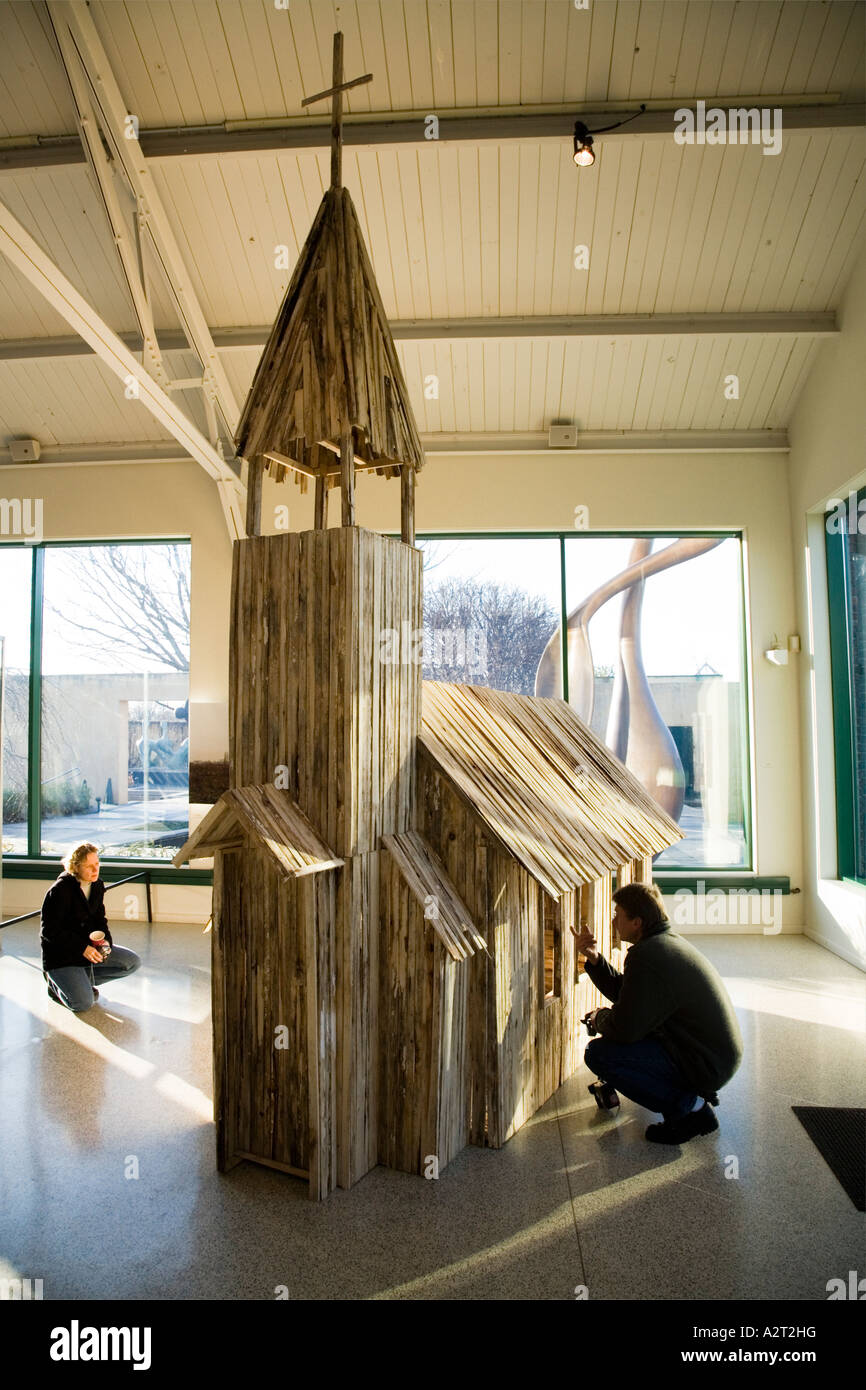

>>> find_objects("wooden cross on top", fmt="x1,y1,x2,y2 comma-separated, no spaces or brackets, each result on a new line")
301,33,373,188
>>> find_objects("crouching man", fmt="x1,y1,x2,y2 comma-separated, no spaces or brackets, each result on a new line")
575,882,743,1145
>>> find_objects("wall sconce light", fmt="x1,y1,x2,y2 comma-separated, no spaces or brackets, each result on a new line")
764,633,801,665
765,645,788,666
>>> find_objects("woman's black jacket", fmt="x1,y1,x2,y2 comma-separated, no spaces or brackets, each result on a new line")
40,872,114,970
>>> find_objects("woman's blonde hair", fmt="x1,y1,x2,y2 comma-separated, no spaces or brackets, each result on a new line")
63,842,99,876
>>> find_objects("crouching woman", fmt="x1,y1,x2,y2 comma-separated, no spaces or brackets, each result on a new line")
41,843,141,1012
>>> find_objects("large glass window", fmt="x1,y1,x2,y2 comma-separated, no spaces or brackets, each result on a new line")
563,535,749,870
826,487,866,883
0,547,32,855
418,538,563,695
0,540,190,864
420,533,751,873
40,544,190,860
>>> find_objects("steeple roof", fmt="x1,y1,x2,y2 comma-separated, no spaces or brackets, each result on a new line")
234,181,425,487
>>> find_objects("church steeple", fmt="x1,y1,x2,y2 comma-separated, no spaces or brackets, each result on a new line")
234,33,424,544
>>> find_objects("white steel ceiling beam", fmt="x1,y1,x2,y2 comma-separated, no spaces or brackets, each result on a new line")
45,0,241,445
0,196,246,541
0,103,862,170
0,312,838,361
44,3,169,391
0,431,790,468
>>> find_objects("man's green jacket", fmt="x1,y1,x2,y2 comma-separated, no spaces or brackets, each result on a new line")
583,921,744,1096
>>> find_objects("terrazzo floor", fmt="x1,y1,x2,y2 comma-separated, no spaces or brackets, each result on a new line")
1,921,863,1301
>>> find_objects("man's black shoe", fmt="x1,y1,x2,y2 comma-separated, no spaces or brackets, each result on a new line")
588,1081,620,1111
645,1102,719,1144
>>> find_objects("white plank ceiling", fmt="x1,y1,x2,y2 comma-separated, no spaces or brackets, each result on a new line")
0,0,863,458
1,0,863,137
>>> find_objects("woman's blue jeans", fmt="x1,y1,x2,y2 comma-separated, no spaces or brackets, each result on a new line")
44,946,142,1012
584,1036,700,1121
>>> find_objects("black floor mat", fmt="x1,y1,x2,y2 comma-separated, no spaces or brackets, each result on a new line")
792,1106,865,1211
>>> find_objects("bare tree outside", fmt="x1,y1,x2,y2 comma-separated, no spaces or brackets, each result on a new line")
45,544,190,672
422,573,560,694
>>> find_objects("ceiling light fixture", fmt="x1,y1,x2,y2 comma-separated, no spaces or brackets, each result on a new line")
573,104,647,168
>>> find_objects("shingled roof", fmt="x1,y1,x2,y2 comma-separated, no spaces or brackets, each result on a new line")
419,681,682,899
382,830,487,961
173,784,344,879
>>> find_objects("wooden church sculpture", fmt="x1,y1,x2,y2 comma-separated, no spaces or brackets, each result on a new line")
174,35,682,1199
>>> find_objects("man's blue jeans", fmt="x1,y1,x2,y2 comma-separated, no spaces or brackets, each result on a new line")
584,1036,700,1121
44,946,141,1012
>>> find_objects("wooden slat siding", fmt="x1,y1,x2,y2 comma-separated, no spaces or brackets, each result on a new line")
369,528,382,850
362,528,376,850
303,531,318,844
212,849,239,1171
300,869,338,1201
326,531,338,853
633,854,654,885
340,528,354,854
420,681,681,895
437,948,455,1168
558,888,578,1082
485,842,516,1147
365,850,381,1176
254,855,273,1164
401,465,415,546
379,852,416,1172
614,860,634,955
229,529,421,860
245,455,263,537
331,849,380,1191
218,851,311,1181
582,873,614,1016
321,869,338,1197
221,850,245,1161
379,534,393,839
469,826,489,1147
336,858,351,1191
574,881,587,983
377,850,394,1172
416,746,490,1149
423,931,442,1172
235,187,425,482
314,472,326,529
272,873,293,1172
378,846,470,1177
302,874,323,1200
352,852,369,1188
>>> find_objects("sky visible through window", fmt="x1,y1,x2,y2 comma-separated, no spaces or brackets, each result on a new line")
420,534,742,681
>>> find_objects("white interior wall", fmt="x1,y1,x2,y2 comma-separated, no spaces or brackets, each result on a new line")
1,436,806,929
788,240,866,971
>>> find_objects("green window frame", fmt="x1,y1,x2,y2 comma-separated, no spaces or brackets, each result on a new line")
413,528,754,875
1,537,206,881
825,488,866,885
